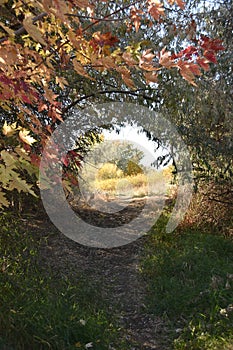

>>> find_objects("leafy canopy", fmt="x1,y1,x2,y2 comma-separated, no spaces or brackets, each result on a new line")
0,0,224,208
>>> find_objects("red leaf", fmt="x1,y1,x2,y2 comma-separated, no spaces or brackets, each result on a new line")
200,36,225,52
23,143,31,152
171,46,198,60
66,172,79,185
31,154,41,167
92,32,119,47
61,155,70,167
197,57,209,71
182,46,198,59
203,51,217,63
21,95,32,104
0,74,12,85
69,150,77,157
189,63,202,76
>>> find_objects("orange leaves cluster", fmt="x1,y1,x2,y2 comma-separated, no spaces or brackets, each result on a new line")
0,0,225,206
167,0,185,9
147,0,165,21
159,48,175,69
139,49,156,71
0,0,224,127
91,32,119,49
130,7,144,33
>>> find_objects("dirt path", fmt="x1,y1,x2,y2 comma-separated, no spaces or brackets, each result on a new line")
30,198,172,349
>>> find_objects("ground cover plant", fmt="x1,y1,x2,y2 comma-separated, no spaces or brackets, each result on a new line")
0,213,127,350
141,213,233,350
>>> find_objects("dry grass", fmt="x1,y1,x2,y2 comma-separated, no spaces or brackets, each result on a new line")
93,170,170,198
181,181,233,236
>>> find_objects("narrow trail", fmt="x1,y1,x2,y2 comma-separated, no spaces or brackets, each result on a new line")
32,197,172,349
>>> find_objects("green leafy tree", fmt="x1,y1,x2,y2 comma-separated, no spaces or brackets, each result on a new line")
0,0,224,210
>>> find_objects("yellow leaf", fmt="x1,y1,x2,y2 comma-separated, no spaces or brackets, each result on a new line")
23,14,46,45
0,0,8,5
55,76,68,89
2,121,18,137
68,29,82,50
14,146,31,161
19,129,37,145
75,342,82,348
0,191,9,209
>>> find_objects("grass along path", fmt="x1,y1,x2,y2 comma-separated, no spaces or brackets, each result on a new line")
0,204,233,349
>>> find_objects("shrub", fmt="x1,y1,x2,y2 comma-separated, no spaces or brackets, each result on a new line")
97,163,123,180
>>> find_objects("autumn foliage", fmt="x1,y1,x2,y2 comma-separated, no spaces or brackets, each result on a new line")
0,0,224,208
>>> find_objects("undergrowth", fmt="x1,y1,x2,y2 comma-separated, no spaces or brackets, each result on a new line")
141,212,233,350
0,212,126,350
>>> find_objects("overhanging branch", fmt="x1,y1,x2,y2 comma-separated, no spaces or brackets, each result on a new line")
62,89,154,116
0,12,47,43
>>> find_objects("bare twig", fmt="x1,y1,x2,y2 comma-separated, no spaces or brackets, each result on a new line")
65,14,129,22
62,89,154,116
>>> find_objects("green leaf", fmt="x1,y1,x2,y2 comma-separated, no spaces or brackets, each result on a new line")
19,158,38,177
1,150,18,169
8,172,37,197
0,165,16,187
0,190,9,209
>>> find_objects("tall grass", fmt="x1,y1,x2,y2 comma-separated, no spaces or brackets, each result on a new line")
141,214,233,350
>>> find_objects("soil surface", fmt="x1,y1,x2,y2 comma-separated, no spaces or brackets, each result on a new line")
27,196,173,350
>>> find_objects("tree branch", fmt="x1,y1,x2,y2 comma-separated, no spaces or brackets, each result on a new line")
65,14,129,22
83,0,141,32
0,12,47,43
62,89,154,116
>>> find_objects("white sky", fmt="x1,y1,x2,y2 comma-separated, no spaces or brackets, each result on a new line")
103,123,170,169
